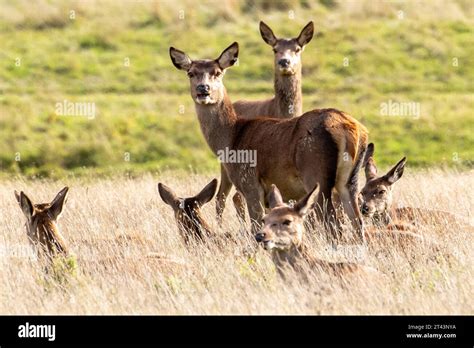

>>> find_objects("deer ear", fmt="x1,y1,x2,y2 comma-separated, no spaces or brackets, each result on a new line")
297,21,314,47
216,42,239,70
49,187,69,220
364,143,377,180
384,157,407,184
158,183,180,209
365,158,378,181
195,179,218,207
364,142,375,162
259,21,277,46
267,184,284,209
19,191,34,220
294,184,319,217
169,47,192,71
14,190,21,204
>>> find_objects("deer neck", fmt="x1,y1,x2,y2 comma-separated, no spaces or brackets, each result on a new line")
273,243,308,268
363,201,395,227
194,90,237,155
193,215,212,238
378,208,394,226
274,68,302,117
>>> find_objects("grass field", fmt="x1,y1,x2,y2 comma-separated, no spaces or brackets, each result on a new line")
1,170,472,314
0,0,473,177
0,0,473,315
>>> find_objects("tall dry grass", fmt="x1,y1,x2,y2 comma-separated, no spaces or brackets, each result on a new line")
0,170,472,314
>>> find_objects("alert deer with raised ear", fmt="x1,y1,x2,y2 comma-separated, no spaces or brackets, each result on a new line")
15,187,70,261
360,143,472,231
158,179,218,245
235,21,313,119
169,42,368,242
216,21,314,224
259,184,443,271
256,184,378,279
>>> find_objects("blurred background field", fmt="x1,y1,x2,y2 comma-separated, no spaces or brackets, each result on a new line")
0,0,473,178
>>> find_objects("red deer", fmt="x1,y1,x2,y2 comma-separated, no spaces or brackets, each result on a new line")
216,21,314,223
360,143,472,231
256,184,378,279
15,187,70,261
158,179,218,245
169,42,369,242
258,184,445,275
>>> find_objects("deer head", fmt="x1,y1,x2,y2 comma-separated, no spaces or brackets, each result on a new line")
359,143,406,223
14,187,70,259
259,21,314,76
158,179,218,244
169,42,239,105
255,184,319,253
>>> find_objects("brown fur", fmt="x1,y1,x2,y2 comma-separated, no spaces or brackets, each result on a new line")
257,185,377,279
233,21,314,119
158,179,218,245
216,22,314,224
170,43,368,240
364,225,426,249
15,187,70,261
259,184,445,280
360,143,471,231
391,207,471,230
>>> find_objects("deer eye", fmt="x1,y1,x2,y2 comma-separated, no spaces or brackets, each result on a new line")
214,71,222,77
295,47,301,53
378,189,387,195
187,71,194,78
282,219,292,226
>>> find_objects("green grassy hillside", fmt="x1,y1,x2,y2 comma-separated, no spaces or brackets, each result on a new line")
0,0,473,178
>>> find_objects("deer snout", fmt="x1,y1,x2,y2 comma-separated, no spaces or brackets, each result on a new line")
255,232,266,243
196,84,210,95
256,230,275,250
278,59,290,68
361,203,370,216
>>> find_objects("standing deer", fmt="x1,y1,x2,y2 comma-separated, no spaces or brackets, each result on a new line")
256,184,378,279
169,42,368,242
15,187,70,261
216,21,314,224
158,179,218,245
360,143,471,230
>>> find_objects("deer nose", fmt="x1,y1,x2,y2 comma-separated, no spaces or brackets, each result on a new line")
255,232,265,243
278,59,290,68
361,204,369,215
196,84,210,94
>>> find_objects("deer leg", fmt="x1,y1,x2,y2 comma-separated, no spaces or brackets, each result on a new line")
232,191,247,223
300,174,339,241
216,164,233,226
337,185,365,244
241,186,265,236
313,187,340,242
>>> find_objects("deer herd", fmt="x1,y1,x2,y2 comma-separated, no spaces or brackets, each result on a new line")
14,21,468,281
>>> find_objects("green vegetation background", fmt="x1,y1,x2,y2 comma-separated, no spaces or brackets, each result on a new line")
0,0,473,178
